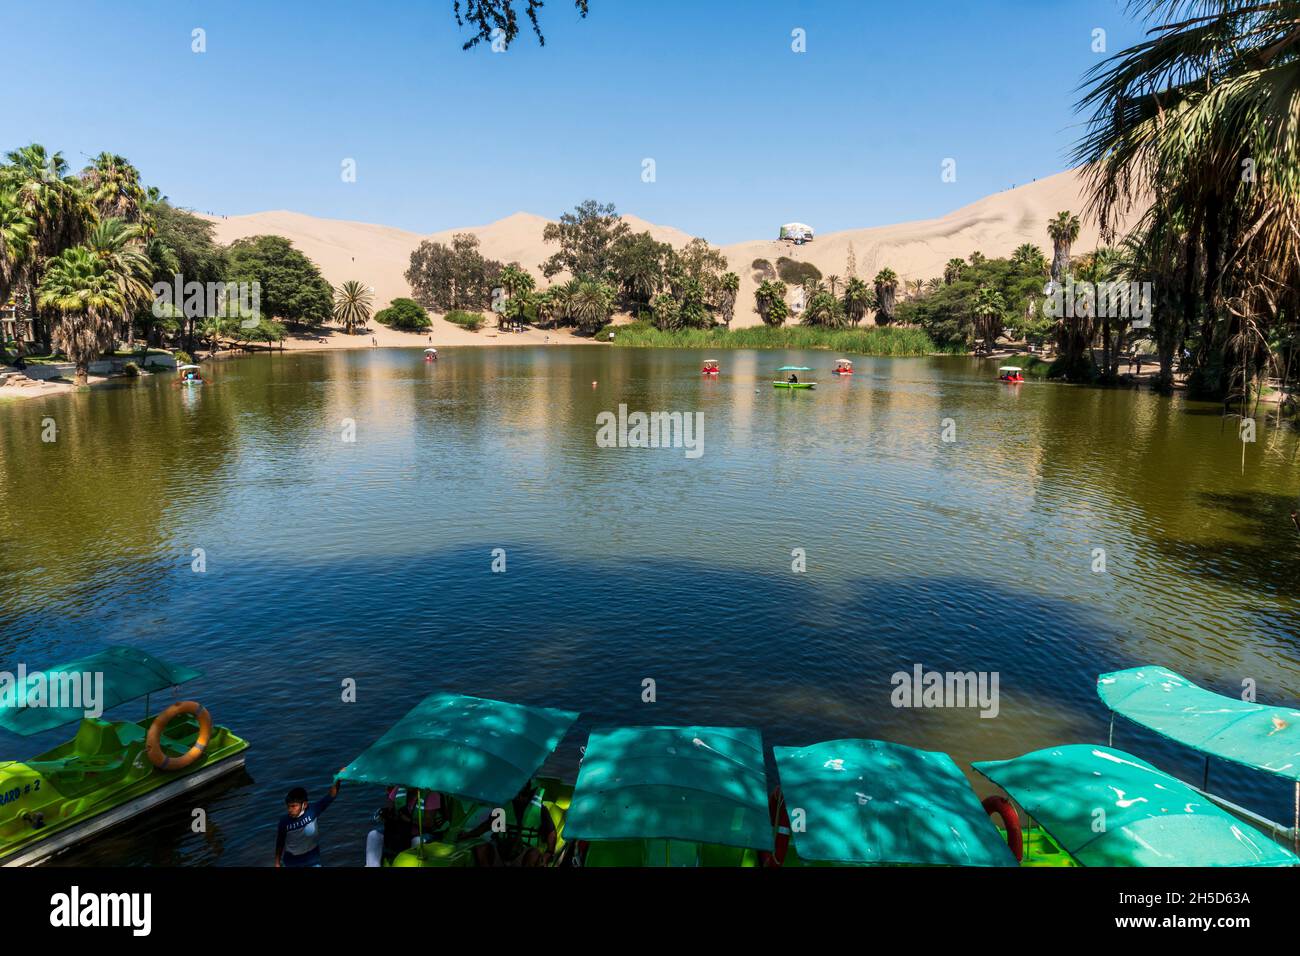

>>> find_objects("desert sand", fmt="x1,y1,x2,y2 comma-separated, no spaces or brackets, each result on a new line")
200,167,1131,346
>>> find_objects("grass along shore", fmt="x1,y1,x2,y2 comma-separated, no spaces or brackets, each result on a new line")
601,322,949,356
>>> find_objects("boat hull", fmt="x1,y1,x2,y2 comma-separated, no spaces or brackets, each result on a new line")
0,715,249,866
773,382,816,389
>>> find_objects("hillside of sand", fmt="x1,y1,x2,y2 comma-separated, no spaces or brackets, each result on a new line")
201,168,1134,338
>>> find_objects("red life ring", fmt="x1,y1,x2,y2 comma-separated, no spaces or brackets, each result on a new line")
982,794,1022,862
765,786,791,867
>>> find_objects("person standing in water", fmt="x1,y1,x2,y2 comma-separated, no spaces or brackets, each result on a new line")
275,774,342,867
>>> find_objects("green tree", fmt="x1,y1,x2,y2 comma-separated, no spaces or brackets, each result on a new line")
650,291,682,331
496,263,535,328
37,245,123,385
1047,212,1080,286
541,200,629,280
610,230,672,309
226,235,332,329
842,276,873,326
84,218,151,348
333,280,373,335
406,232,503,312
2,144,96,350
755,280,789,327
374,297,432,331
716,271,740,329
874,268,899,325
943,258,966,285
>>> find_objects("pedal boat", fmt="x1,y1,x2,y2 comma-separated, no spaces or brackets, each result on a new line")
0,646,248,866
338,692,579,867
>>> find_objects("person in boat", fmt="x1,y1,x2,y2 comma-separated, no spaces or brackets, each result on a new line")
788,373,798,384
275,774,342,868
456,779,556,867
364,787,451,866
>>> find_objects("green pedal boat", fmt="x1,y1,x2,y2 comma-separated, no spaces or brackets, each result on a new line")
774,366,815,389
0,646,248,866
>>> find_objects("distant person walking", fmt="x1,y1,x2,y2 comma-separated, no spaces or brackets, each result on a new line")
275,774,342,868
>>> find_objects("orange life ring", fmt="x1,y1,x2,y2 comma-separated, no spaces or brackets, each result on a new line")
983,794,1023,862
765,786,791,867
146,700,212,771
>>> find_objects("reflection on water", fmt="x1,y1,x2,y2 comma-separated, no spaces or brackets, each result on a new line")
1,346,1297,866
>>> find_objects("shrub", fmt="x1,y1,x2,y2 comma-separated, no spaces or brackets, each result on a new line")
444,310,485,332
374,297,432,331
121,361,140,378
776,257,822,285
174,351,193,365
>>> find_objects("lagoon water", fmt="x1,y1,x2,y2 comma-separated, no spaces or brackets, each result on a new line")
2,346,1298,865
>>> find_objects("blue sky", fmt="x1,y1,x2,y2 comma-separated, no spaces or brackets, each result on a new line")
8,1,1149,244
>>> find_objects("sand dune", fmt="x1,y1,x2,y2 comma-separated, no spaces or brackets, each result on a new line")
201,167,1132,335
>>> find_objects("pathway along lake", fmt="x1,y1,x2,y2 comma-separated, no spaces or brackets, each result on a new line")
2,346,1297,865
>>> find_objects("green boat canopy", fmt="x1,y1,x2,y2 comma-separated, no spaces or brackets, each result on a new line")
1099,666,1300,782
564,725,774,851
975,744,1298,867
773,739,1016,866
337,693,578,806
0,646,202,737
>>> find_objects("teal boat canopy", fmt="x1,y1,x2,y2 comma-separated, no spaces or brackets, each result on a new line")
564,725,774,852
0,646,202,737
1099,666,1300,782
337,693,578,806
777,366,813,371
773,739,1016,866
975,744,1298,867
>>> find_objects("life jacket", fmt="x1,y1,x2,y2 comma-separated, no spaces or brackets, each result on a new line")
495,785,546,851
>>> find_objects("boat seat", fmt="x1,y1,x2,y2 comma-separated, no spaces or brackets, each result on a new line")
698,842,759,867
644,839,700,866
73,718,134,757
582,840,645,867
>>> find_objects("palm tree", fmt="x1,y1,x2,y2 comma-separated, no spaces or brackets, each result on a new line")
826,274,841,297
873,268,898,325
802,290,845,328
37,246,124,386
716,271,739,329
0,188,34,356
1012,243,1049,276
571,279,615,334
333,280,373,335
533,288,557,330
943,258,966,285
1075,0,1300,400
842,277,872,326
2,144,96,349
971,285,1006,352
497,264,535,329
755,280,789,327
905,278,925,300
85,218,151,348
82,153,145,223
1047,212,1080,286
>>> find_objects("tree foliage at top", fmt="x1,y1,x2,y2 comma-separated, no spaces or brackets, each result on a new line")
454,0,590,50
541,200,629,280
